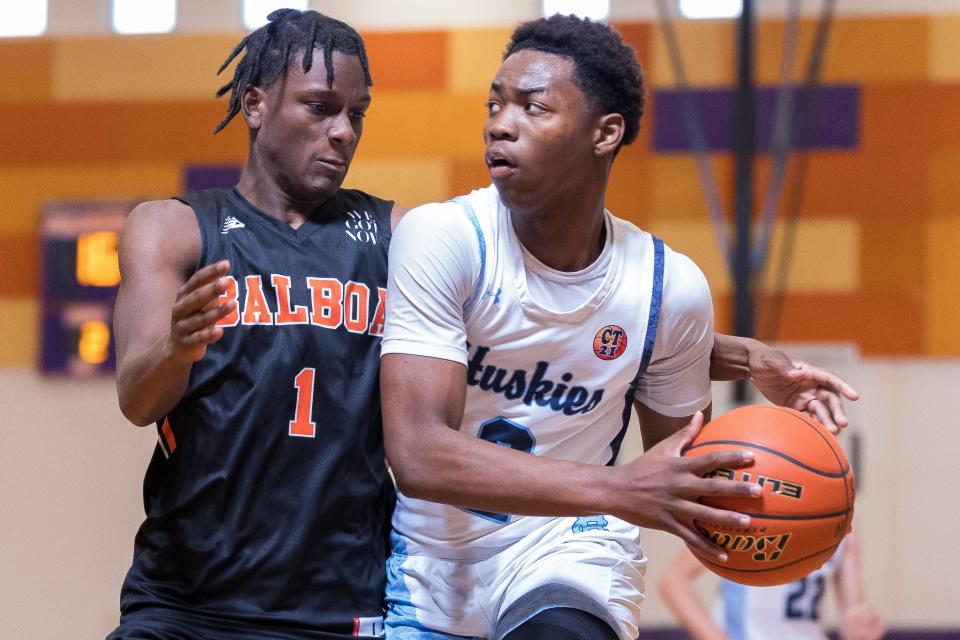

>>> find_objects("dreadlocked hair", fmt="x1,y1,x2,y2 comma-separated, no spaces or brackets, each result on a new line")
504,14,645,148
213,8,372,133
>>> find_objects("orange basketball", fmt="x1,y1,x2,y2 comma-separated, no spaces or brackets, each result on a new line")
682,405,854,586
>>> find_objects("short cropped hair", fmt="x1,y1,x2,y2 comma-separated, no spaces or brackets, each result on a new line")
505,14,645,147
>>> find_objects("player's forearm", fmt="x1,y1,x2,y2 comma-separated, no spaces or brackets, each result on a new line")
709,333,762,381
660,570,728,640
387,422,619,517
116,337,194,426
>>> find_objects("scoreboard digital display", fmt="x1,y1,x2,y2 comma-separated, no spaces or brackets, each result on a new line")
40,201,135,376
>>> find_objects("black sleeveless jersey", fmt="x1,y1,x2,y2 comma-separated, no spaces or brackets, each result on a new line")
118,188,395,638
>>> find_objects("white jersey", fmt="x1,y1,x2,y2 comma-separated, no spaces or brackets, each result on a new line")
714,542,846,640
382,185,714,557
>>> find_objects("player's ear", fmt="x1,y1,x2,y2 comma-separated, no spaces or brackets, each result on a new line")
241,86,267,130
593,113,625,158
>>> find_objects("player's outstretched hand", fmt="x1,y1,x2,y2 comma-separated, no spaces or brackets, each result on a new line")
612,413,760,562
168,260,235,364
747,346,860,433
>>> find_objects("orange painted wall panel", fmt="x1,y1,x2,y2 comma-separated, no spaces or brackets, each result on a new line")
862,84,960,153
364,31,447,91
0,102,247,165
450,159,492,199
0,236,38,297
0,40,55,102
610,22,652,75
606,156,652,227
800,151,930,219
715,292,925,356
0,19,958,357
929,151,960,217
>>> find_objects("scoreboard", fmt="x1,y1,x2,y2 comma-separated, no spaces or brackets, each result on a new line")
39,201,135,376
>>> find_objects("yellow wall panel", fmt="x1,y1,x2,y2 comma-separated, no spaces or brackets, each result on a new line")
648,218,860,296
0,299,37,367
0,164,181,235
641,16,927,85
756,219,861,294
447,29,512,94
925,217,960,355
361,92,486,160
929,15,960,82
342,157,450,208
821,17,928,83
755,17,928,85
860,216,925,292
649,20,734,87
648,155,732,220
755,19,823,85
644,220,729,293
52,35,240,102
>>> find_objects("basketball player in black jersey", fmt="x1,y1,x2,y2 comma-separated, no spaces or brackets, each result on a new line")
109,9,857,640
109,10,401,639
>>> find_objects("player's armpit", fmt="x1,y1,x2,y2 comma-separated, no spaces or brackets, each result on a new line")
389,202,411,231
635,400,713,451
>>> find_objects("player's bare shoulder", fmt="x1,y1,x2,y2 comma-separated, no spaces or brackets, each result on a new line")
120,198,201,280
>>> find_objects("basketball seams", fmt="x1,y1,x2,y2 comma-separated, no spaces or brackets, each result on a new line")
765,406,851,473
695,543,840,576
734,508,852,521
684,439,849,478
686,405,855,585
764,406,856,538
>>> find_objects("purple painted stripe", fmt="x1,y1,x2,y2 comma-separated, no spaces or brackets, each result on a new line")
184,165,242,192
652,85,859,152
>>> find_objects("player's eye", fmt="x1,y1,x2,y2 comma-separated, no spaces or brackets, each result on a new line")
524,102,547,115
486,101,501,115
307,103,329,114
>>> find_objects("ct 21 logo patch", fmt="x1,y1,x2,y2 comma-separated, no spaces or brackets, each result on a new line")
593,325,627,360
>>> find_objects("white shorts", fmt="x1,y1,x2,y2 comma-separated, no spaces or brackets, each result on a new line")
384,515,647,640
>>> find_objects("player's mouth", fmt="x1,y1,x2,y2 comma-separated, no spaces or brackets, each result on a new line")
315,157,348,174
485,149,517,179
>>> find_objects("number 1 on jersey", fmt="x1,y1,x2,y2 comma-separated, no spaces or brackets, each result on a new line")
289,367,317,438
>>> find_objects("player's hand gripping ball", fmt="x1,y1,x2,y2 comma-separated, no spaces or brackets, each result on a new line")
682,405,855,586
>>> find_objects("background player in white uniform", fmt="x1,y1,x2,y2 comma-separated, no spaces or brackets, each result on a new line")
660,531,885,640
379,15,856,640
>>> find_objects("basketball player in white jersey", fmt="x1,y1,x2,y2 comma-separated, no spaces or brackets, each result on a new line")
660,531,885,640
380,15,856,640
